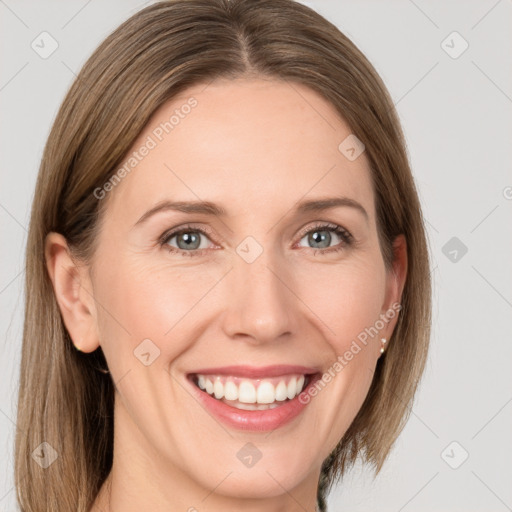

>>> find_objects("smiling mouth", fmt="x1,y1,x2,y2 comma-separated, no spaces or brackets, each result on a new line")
189,373,313,411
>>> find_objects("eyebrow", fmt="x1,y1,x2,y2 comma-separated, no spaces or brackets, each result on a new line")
133,196,369,227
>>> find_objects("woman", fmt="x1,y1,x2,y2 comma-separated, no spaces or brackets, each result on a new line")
15,1,432,511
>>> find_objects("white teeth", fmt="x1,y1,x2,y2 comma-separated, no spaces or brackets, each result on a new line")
238,381,257,403
195,373,308,405
233,402,281,411
275,381,288,401
256,381,275,404
297,375,305,394
213,379,224,399
224,380,238,401
287,377,297,400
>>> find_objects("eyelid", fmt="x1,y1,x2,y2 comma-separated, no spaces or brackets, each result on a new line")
295,221,353,244
159,220,354,255
158,223,219,248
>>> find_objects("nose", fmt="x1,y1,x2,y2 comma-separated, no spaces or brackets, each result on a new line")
221,251,295,346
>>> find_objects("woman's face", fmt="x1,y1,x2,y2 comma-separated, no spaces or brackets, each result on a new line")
52,77,406,507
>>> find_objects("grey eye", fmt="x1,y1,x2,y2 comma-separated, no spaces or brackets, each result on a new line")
166,230,209,251
299,229,340,249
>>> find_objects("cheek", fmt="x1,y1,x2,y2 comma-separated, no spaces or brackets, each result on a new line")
93,242,386,371
295,256,386,352
93,256,222,365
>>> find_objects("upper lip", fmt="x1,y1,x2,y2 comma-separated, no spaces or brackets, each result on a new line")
188,365,320,379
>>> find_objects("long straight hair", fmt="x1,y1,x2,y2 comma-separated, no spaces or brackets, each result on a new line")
15,1,432,510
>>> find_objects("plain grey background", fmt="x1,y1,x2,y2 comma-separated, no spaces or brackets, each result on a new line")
1,1,511,511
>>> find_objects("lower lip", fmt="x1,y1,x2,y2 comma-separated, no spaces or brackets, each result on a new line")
188,375,318,432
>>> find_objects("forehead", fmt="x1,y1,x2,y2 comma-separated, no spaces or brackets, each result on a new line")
106,77,374,222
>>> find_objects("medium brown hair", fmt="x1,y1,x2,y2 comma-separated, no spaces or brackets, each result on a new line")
15,1,432,510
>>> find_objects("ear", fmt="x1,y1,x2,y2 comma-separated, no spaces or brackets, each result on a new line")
381,234,408,340
45,232,100,353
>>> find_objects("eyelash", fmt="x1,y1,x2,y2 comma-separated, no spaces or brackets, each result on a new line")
158,222,354,258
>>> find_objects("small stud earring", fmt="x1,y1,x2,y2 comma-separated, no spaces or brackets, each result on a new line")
380,337,387,354
72,337,82,352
